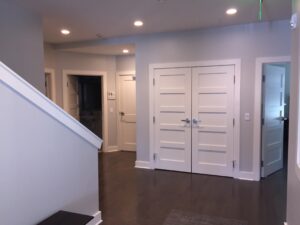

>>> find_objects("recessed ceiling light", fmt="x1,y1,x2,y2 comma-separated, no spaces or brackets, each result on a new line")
226,8,237,15
123,49,130,54
61,29,71,35
134,20,144,27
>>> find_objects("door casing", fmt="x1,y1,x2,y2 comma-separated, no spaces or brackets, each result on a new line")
44,68,56,103
149,59,241,178
62,70,108,152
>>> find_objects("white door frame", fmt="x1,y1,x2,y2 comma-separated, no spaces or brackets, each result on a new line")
149,59,241,178
116,70,136,152
45,68,56,103
62,69,108,152
253,56,291,181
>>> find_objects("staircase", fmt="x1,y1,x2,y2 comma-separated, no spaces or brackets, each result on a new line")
0,61,103,225
37,211,94,225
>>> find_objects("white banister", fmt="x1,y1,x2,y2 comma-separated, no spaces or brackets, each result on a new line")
0,61,102,148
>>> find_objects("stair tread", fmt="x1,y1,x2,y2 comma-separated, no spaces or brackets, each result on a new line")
37,210,94,225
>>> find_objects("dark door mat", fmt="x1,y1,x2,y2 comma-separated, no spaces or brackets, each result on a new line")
37,210,94,225
163,209,247,225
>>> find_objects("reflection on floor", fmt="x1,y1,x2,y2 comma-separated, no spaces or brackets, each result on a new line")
99,152,287,225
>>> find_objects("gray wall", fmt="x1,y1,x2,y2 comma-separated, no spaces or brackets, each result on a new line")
0,81,99,225
44,47,136,148
135,20,291,172
286,1,300,224
0,1,45,92
116,55,136,71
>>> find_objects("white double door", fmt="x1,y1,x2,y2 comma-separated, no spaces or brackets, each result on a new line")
154,65,235,177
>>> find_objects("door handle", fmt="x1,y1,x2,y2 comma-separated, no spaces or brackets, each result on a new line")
181,118,191,124
119,112,125,116
278,117,288,121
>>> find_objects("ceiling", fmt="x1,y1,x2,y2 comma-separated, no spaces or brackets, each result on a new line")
10,0,291,44
62,44,136,55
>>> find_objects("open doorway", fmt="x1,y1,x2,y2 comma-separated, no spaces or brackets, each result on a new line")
254,57,290,223
261,62,290,178
78,76,102,137
62,70,108,151
254,56,291,180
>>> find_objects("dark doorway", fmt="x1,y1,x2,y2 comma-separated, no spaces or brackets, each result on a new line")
78,76,102,138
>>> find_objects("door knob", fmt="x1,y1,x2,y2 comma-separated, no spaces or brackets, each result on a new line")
119,112,125,116
192,118,202,124
181,118,191,124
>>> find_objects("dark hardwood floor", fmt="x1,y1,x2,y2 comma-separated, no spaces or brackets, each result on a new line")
99,152,287,225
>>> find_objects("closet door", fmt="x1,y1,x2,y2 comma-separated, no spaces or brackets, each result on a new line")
154,68,192,172
191,66,235,177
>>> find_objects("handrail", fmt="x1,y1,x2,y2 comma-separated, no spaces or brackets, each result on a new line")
0,61,102,148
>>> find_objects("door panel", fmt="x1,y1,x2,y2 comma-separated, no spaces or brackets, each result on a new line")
191,66,235,177
118,75,136,151
262,65,285,177
154,68,192,172
68,76,79,120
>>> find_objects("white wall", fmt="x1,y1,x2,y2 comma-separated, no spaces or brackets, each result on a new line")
286,1,300,224
0,1,45,92
44,47,136,148
135,20,291,172
0,80,99,225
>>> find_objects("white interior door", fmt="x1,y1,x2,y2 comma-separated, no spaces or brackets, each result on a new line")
67,75,80,120
118,74,136,151
261,64,285,177
192,66,235,177
154,68,192,172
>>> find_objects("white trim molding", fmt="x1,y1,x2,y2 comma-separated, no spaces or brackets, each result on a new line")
86,211,102,225
62,70,108,152
253,56,291,181
135,161,152,169
106,146,119,152
0,61,102,149
148,59,241,178
44,68,57,103
237,171,256,181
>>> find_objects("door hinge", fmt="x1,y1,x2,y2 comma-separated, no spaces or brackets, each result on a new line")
261,161,264,167
153,116,156,123
262,118,265,126
262,75,266,82
233,118,235,127
153,78,155,86
232,160,236,169
153,153,157,161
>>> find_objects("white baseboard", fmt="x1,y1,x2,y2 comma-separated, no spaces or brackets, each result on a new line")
237,171,256,181
135,161,152,169
104,146,119,153
86,211,102,225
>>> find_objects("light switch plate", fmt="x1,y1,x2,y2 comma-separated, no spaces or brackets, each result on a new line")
107,91,116,100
